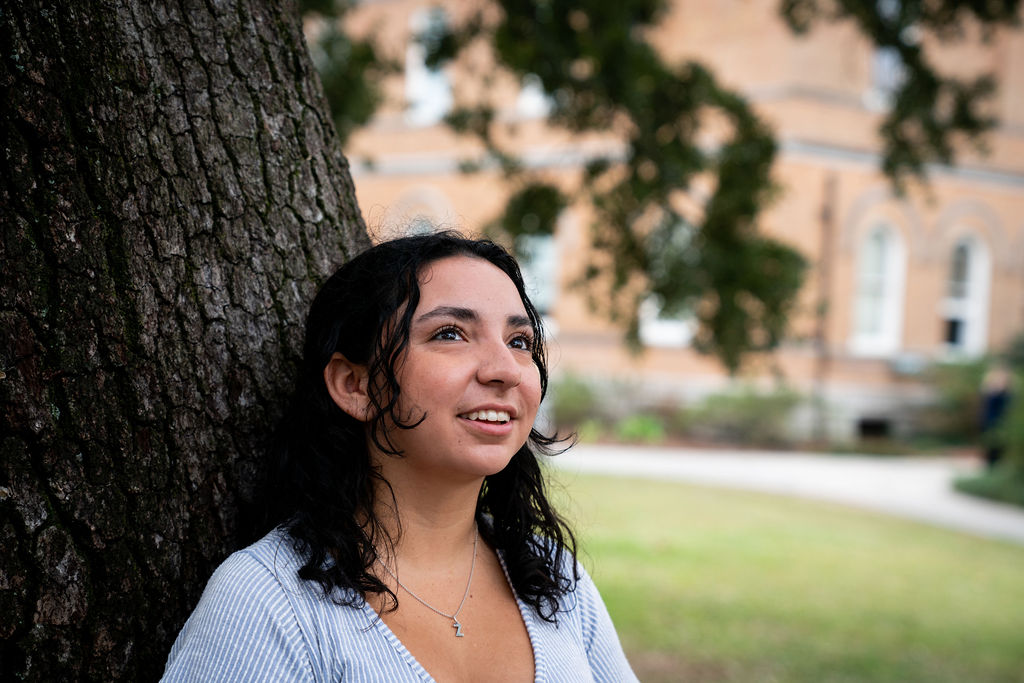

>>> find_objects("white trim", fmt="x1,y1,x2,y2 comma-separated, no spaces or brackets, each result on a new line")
404,8,452,127
637,297,696,349
849,224,906,357
350,136,1024,190
941,235,991,357
780,139,1024,190
517,234,559,315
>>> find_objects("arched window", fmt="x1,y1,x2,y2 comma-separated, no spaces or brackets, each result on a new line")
850,224,905,356
941,236,990,356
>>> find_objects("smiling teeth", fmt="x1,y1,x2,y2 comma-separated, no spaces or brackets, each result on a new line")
461,410,510,423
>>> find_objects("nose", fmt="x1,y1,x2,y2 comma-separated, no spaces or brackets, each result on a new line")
476,340,522,387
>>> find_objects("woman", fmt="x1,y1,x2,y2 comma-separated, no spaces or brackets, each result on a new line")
162,232,637,682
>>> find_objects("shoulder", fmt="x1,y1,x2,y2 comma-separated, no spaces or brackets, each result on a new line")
199,529,315,619
557,559,640,682
161,530,320,682
556,557,604,624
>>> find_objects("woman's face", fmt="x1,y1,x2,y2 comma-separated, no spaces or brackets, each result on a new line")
376,255,543,483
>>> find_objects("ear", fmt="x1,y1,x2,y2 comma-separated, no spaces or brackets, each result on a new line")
324,352,372,422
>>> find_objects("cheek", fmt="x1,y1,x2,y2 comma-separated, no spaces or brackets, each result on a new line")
523,366,543,415
393,360,468,422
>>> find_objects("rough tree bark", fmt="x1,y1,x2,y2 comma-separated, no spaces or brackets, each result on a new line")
0,0,369,679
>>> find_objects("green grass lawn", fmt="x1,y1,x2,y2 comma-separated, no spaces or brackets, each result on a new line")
550,470,1024,682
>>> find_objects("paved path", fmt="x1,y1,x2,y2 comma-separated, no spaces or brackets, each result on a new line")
550,444,1024,546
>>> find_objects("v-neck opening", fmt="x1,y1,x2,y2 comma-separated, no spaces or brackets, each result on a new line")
496,549,545,682
358,549,541,682
361,600,435,682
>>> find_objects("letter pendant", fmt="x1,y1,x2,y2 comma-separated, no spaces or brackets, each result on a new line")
453,619,464,637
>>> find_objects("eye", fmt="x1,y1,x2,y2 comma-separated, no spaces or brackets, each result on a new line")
508,333,534,351
431,325,465,342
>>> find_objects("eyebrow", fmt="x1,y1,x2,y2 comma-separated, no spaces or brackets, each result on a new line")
415,306,533,330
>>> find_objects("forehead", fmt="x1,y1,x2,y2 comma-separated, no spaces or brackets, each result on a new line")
416,255,526,314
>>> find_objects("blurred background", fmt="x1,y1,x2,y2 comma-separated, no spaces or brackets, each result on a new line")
303,1,1024,679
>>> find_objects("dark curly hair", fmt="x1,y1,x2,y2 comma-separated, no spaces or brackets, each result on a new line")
265,231,578,621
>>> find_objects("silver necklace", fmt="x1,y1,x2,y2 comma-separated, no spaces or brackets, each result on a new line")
377,525,479,637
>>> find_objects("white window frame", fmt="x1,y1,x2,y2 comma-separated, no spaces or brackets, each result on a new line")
514,74,552,120
638,296,696,349
849,224,906,357
405,8,453,127
941,235,991,357
864,45,906,111
516,234,558,316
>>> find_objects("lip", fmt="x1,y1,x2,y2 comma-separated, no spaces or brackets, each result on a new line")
458,416,516,437
457,403,518,437
458,403,518,420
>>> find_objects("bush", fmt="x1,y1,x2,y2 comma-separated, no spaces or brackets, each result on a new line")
952,365,1024,509
613,414,666,444
549,374,599,428
992,374,1024,465
576,418,606,443
685,385,802,447
649,396,691,440
954,466,1024,508
1003,331,1024,370
914,359,988,444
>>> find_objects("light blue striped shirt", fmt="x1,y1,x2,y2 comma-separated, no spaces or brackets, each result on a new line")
162,529,638,682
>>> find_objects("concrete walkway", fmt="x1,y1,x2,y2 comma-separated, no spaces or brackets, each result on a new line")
550,444,1024,546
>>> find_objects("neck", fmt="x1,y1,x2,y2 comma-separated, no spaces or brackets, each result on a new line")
370,458,483,565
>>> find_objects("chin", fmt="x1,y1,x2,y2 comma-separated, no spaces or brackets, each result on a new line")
469,445,525,478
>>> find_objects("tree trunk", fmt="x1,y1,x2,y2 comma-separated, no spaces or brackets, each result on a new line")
0,1,369,679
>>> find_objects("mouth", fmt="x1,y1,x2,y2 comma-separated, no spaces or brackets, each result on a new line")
458,409,511,424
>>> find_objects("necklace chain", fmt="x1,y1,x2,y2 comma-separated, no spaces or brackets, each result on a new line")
377,525,478,637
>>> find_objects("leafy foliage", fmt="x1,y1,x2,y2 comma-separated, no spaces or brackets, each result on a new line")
780,0,1021,191
549,373,600,427
684,385,803,446
306,0,1018,371
994,338,1024,478
491,183,568,244
426,0,808,371
955,377,1024,509
915,359,988,443
301,0,395,145
947,340,1024,507
613,414,667,444
954,466,1024,508
1002,330,1024,370
995,375,1024,470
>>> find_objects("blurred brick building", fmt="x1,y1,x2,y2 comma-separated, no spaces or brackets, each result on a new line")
339,0,1024,442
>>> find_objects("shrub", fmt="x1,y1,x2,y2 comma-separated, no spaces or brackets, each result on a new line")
649,396,691,440
950,363,1024,509
549,374,599,428
576,418,606,443
998,376,1024,470
954,466,1024,508
914,359,988,444
685,385,802,447
1003,331,1024,370
613,414,666,444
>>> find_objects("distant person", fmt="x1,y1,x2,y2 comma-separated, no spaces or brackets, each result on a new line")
980,364,1012,469
161,232,637,681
